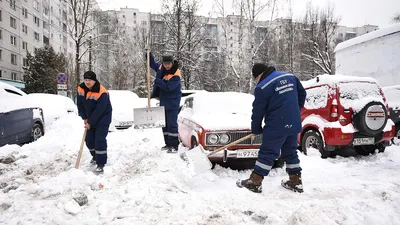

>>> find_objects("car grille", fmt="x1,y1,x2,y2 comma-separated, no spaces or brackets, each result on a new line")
205,131,263,146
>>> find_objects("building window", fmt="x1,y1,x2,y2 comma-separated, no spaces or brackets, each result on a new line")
0,70,2,78
23,41,28,50
10,0,16,10
43,7,49,16
34,16,40,27
0,49,2,60
10,35,17,46
11,72,17,80
22,8,28,18
23,58,28,67
33,0,39,11
34,32,40,41
0,10,2,21
10,17,17,29
43,21,48,30
11,54,17,65
0,29,2,40
22,24,28,34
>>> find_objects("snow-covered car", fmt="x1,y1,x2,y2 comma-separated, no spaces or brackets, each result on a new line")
25,93,77,125
299,74,395,157
0,82,45,147
178,92,263,166
179,90,207,112
109,90,147,129
382,85,400,145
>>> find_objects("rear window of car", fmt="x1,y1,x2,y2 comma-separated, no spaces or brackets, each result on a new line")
339,82,382,108
304,85,329,109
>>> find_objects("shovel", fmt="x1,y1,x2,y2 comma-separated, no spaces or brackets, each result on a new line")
75,128,88,169
133,40,166,129
182,134,256,174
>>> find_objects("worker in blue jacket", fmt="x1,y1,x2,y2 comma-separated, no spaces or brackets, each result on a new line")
237,63,306,193
77,71,112,173
149,53,182,153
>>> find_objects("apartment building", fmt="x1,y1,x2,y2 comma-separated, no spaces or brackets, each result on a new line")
0,0,76,88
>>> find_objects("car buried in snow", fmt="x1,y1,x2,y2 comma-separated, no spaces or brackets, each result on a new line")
178,92,264,168
299,74,395,157
0,82,45,147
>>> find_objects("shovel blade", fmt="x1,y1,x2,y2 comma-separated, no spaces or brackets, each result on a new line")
133,106,166,129
182,145,213,174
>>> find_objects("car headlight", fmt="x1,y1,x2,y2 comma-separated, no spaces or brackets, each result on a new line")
207,134,219,145
219,133,230,144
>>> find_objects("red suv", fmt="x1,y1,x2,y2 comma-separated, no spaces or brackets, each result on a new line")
299,74,395,157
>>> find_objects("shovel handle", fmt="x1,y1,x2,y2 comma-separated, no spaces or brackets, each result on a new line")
75,128,88,169
146,45,151,108
207,134,256,156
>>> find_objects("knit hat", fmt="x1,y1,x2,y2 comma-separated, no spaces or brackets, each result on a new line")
252,63,269,78
162,55,174,64
83,71,97,81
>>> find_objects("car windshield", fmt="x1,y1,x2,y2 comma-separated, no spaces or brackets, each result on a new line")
339,82,382,108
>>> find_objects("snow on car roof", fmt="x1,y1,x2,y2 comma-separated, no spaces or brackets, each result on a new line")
334,23,400,52
301,74,379,89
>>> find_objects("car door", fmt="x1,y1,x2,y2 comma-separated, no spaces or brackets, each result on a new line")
178,97,195,147
0,109,33,146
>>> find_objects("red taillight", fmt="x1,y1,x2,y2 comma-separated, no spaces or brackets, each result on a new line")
331,105,338,118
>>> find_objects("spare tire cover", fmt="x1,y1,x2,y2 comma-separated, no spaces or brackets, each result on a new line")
353,101,387,135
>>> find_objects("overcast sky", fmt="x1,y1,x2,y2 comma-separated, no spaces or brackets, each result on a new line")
97,0,400,28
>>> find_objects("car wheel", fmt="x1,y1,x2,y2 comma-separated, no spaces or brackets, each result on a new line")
301,130,330,158
31,123,43,142
191,136,198,149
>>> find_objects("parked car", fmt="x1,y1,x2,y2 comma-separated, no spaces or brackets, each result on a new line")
299,74,395,157
382,85,400,145
108,90,146,129
179,90,207,112
0,82,45,147
178,92,263,167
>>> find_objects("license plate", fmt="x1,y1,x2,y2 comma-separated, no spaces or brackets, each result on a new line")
353,138,375,146
236,149,259,158
120,121,134,126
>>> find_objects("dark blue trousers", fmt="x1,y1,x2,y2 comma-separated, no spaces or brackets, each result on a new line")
254,133,302,176
85,125,109,165
162,109,179,148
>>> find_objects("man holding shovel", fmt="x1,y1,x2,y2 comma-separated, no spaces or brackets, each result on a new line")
77,71,112,173
236,63,306,193
148,53,182,153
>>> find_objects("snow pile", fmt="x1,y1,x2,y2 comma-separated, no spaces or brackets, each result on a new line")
180,92,255,130
0,114,400,224
0,95,41,113
0,81,27,96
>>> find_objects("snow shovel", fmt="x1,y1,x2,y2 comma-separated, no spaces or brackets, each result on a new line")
133,41,165,129
182,134,256,174
75,128,88,169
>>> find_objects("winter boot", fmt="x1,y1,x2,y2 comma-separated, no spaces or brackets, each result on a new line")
161,145,170,151
281,173,303,193
167,146,178,153
236,171,263,193
90,158,96,165
95,164,104,173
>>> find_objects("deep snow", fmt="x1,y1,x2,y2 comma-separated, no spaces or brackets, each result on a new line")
1,114,400,225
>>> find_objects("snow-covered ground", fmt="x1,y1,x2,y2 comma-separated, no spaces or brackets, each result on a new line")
1,114,400,225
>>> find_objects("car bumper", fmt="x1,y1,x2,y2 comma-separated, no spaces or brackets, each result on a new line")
324,125,395,149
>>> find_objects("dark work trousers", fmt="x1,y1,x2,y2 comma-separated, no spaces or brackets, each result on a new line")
162,109,179,148
85,125,109,165
254,133,302,176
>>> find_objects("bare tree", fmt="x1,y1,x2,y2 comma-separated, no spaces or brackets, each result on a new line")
67,0,108,97
300,2,340,76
